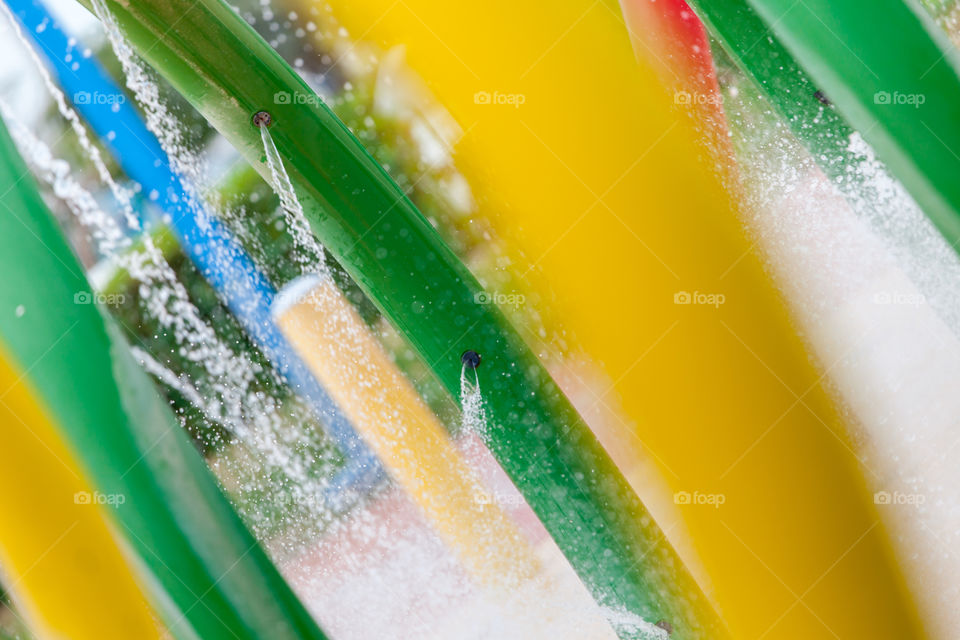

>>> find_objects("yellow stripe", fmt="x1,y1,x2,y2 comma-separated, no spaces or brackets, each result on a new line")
0,348,164,639
273,277,540,586
300,2,922,637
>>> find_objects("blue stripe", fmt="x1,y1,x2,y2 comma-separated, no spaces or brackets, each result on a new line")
7,0,384,504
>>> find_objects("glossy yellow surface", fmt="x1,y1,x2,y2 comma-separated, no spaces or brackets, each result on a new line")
273,277,539,586
0,348,162,639
307,0,924,637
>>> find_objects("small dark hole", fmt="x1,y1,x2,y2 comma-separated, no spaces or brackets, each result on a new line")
461,350,481,369
252,110,272,127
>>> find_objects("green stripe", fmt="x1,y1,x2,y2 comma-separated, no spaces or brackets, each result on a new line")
0,115,327,640
78,0,727,636
691,0,960,250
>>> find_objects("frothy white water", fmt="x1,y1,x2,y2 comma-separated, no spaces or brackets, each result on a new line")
7,107,340,537
840,133,960,331
4,5,351,547
600,607,670,640
725,78,960,640
285,484,626,640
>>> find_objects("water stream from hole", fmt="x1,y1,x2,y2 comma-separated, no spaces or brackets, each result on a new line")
255,120,632,637
3,2,351,549
5,0,672,634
